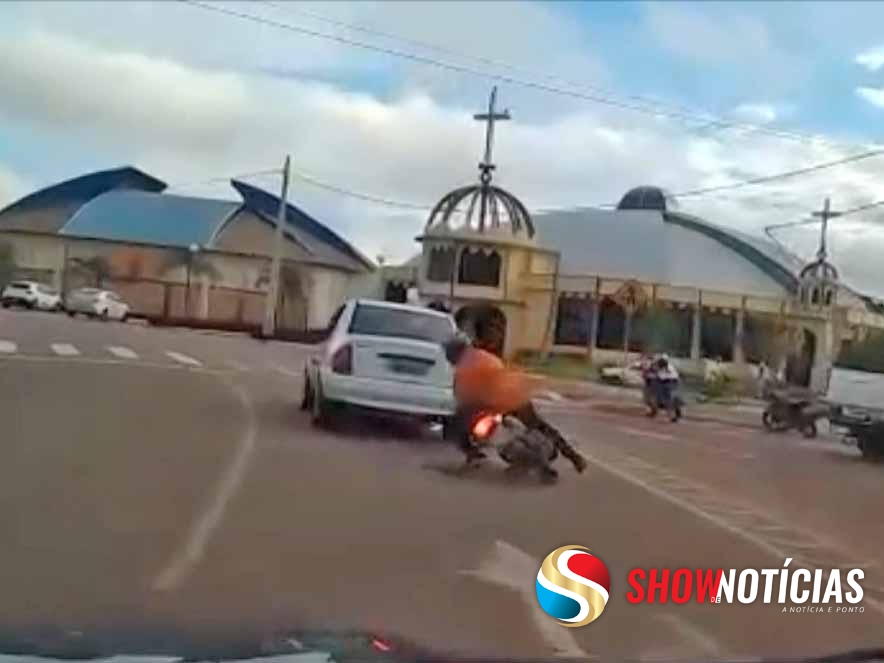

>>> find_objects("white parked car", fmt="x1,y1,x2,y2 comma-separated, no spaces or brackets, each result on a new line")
65,288,130,321
1,281,63,311
301,299,458,426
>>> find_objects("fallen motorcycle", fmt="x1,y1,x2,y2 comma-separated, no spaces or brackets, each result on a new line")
468,411,560,482
762,387,830,438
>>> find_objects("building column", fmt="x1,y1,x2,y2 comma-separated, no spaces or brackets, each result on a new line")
587,298,600,359
733,306,746,365
690,304,702,363
198,276,210,320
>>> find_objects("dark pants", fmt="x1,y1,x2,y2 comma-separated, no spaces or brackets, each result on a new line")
451,401,584,467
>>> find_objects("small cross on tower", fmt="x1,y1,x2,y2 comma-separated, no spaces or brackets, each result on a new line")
474,86,511,183
811,197,841,261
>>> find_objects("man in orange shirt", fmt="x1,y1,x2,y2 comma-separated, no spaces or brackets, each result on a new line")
443,333,587,474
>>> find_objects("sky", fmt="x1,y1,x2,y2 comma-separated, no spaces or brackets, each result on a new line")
2,1,884,295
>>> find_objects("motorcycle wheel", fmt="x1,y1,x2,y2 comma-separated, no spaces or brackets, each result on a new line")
801,421,818,439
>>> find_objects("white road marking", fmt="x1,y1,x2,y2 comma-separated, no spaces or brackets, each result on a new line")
51,343,80,356
616,426,674,441
153,378,258,591
460,540,589,659
165,351,202,367
270,364,302,378
0,340,16,353
107,346,138,360
655,614,723,656
580,449,884,618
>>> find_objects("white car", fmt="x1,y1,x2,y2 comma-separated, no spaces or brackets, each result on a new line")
1,281,63,311
301,299,458,426
65,288,130,321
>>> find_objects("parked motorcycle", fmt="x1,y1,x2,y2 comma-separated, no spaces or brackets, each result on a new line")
762,387,830,438
468,411,560,482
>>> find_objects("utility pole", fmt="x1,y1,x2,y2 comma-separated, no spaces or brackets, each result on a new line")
262,155,290,338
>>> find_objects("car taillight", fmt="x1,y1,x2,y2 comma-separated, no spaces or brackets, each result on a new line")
471,413,500,440
331,344,352,374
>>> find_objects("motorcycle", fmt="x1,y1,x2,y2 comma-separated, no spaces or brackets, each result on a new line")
468,411,560,482
643,375,684,421
761,387,830,438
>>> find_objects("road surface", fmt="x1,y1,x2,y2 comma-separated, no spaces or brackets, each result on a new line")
1,308,882,660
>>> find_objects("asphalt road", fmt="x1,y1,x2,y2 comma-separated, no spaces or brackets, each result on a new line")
1,308,882,661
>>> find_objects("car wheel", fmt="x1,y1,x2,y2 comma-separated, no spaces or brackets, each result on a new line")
1,301,10,309
310,381,335,428
67,310,76,317
300,374,314,411
120,312,129,323
25,301,34,310
99,308,109,321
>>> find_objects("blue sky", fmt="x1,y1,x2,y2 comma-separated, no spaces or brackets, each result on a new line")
2,1,884,292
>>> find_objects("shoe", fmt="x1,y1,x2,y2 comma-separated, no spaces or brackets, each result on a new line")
572,455,588,473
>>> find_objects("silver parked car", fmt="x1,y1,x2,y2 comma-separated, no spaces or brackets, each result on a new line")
1,281,63,311
65,288,131,321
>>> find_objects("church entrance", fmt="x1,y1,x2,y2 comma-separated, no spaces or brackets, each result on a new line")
786,328,816,387
455,304,507,356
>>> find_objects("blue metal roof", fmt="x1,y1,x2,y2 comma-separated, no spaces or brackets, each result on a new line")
231,179,374,270
60,190,239,248
0,166,166,221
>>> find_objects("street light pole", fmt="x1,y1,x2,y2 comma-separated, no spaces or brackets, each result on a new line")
185,242,200,318
262,155,291,338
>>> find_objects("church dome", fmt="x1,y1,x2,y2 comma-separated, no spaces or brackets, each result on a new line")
617,186,678,212
800,257,839,281
425,182,535,239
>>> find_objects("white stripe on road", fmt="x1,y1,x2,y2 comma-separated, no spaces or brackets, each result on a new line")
0,340,16,353
616,425,675,441
165,351,202,367
153,378,258,591
107,346,139,360
269,364,302,378
580,449,884,618
461,540,588,658
50,343,80,356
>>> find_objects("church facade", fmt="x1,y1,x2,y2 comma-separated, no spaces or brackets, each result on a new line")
380,91,884,393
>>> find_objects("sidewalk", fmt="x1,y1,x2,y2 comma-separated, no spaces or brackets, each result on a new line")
530,374,765,429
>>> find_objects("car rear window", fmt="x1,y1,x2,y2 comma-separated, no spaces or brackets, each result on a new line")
9,282,31,289
348,304,454,344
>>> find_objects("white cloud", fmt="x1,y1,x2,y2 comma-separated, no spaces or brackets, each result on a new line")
856,46,884,71
2,26,884,296
733,103,778,124
0,164,29,209
856,86,884,109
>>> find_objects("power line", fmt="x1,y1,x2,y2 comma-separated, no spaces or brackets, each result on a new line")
165,167,281,192
289,167,430,211
181,0,862,149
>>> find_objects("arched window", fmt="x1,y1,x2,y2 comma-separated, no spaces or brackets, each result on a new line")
811,287,820,305
825,289,834,306
458,247,501,286
426,246,455,282
554,295,592,346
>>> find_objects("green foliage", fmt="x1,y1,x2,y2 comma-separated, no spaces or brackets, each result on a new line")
837,332,884,373
514,350,592,381
0,242,15,287
162,249,221,282
702,371,739,400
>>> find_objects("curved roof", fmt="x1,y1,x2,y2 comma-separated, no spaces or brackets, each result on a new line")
617,186,677,212
60,190,239,248
230,180,373,271
534,207,800,296
0,166,166,231
425,183,535,239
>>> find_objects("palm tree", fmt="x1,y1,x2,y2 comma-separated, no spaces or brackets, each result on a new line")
68,256,112,288
254,261,310,331
161,247,221,317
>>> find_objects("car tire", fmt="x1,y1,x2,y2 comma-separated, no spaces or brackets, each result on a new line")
67,310,76,317
310,381,335,428
25,301,34,310
300,374,314,411
99,308,109,321
1,301,9,309
120,312,129,323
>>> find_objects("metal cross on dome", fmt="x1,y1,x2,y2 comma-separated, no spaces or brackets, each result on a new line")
811,197,841,262
474,86,511,184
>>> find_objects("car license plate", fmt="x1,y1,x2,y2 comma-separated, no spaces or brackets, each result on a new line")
387,357,430,376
